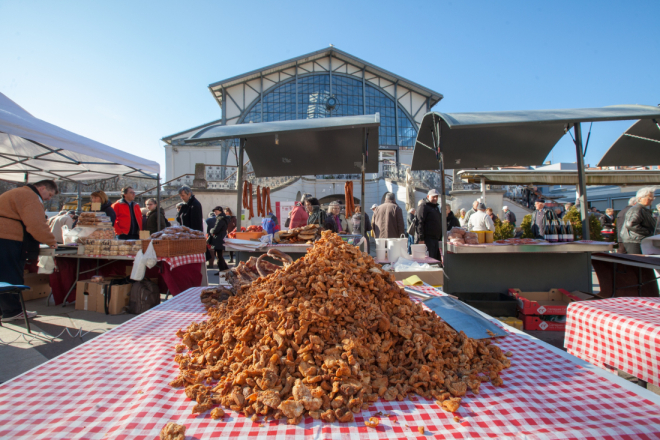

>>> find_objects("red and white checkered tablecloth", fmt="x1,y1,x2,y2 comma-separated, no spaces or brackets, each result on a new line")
162,253,205,270
565,297,660,387
1,288,660,439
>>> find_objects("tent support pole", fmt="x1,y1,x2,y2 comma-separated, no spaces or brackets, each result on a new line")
574,123,590,240
236,139,245,232
156,173,161,231
437,118,448,257
77,182,82,213
361,128,366,253
481,177,486,205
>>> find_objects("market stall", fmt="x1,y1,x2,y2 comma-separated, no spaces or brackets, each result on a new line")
1,285,659,438
411,105,660,294
565,296,660,388
185,114,380,261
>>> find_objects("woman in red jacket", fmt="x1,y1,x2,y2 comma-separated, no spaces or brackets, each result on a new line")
289,201,308,229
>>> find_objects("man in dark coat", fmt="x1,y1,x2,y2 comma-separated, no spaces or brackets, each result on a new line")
208,206,229,273
531,198,558,238
372,192,405,238
503,206,517,227
621,189,655,255
177,186,204,232
616,197,636,253
416,189,442,260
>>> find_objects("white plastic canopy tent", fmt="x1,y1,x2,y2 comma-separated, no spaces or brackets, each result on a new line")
0,92,160,182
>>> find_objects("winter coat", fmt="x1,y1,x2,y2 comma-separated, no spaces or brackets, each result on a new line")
406,212,416,236
50,214,74,244
328,213,348,233
416,198,442,241
622,204,655,244
464,208,477,224
209,213,229,250
111,198,143,236
146,208,169,234
617,205,632,242
447,211,461,229
0,185,57,253
504,210,516,224
468,210,495,232
373,200,405,239
289,204,308,229
179,194,204,232
349,212,372,235
307,206,327,226
100,201,116,226
600,214,614,230
226,215,237,234
262,213,279,235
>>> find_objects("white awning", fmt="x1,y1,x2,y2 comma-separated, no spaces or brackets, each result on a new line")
457,169,660,186
0,92,160,182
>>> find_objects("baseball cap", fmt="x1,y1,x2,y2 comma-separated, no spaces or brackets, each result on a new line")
371,204,378,209
428,189,440,197
212,206,223,212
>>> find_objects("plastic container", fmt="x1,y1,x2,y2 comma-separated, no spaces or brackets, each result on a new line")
235,231,267,240
375,238,388,250
484,231,494,243
376,248,387,261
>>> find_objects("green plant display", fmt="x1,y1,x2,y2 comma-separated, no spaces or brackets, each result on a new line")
562,208,603,241
494,217,515,240
520,214,534,238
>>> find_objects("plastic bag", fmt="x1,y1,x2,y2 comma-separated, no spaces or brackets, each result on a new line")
144,241,158,268
130,250,147,280
37,255,55,274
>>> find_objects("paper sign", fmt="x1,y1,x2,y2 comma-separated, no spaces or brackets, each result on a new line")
91,202,101,211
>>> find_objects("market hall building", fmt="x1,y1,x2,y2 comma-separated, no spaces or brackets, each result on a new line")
161,47,444,222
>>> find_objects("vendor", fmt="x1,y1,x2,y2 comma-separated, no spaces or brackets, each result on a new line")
305,197,327,226
531,198,557,238
327,201,348,233
90,190,116,225
467,203,495,232
112,186,142,240
0,180,58,322
145,198,169,234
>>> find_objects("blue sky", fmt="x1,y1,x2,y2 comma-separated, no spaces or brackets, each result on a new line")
1,0,658,175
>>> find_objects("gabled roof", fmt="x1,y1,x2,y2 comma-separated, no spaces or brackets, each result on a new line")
161,117,223,144
208,47,443,109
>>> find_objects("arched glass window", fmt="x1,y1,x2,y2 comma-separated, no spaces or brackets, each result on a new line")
241,74,417,147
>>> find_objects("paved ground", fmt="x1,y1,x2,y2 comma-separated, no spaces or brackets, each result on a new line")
1,250,656,396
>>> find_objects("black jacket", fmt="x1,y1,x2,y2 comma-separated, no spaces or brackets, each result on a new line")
209,213,229,250
179,194,204,232
600,214,614,230
416,198,442,241
307,206,327,226
146,208,168,234
100,201,116,226
617,205,632,242
447,210,461,229
622,204,655,244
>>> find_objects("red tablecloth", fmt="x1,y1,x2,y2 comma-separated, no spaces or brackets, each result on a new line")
565,297,660,387
49,254,205,304
1,287,659,439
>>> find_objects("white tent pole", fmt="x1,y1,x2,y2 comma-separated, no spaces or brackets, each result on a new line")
77,182,82,213
481,177,486,205
236,139,245,232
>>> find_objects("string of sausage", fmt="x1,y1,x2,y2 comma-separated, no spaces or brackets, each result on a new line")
256,185,263,217
248,182,254,220
345,181,355,217
242,181,249,220
263,187,272,214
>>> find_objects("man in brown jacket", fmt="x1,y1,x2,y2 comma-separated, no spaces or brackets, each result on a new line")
372,192,405,239
0,180,58,321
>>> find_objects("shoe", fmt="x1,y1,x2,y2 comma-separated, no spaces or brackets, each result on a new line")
1,311,37,322
228,260,234,264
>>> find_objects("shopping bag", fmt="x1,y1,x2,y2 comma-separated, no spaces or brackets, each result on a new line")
144,241,158,269
130,250,147,280
37,255,55,274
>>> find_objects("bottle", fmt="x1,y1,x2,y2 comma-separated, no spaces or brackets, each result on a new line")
565,219,574,242
557,220,565,242
550,221,558,243
544,223,551,241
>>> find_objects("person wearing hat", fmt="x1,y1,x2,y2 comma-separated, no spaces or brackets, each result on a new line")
502,206,516,227
531,198,558,238
373,192,405,239
468,203,495,232
208,206,229,272
416,189,443,260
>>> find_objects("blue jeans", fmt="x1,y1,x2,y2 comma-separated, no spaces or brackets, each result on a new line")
407,234,415,254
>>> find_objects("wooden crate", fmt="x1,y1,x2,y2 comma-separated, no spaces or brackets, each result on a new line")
141,238,207,258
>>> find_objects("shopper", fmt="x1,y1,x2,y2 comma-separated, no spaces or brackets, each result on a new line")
0,180,58,322
416,189,442,260
112,186,142,239
140,208,149,228
502,206,516,227
531,198,557,238
621,188,656,254
208,206,229,273
175,203,184,225
90,190,116,226
224,207,237,264
305,197,327,226
447,204,461,229
458,208,468,227
349,205,372,253
287,201,307,229
464,200,479,224
600,208,615,230
468,203,496,232
327,201,348,233
617,197,636,253
373,192,405,239
261,210,279,235
177,185,204,232
406,208,417,254
145,198,169,234
485,207,498,223
50,210,75,244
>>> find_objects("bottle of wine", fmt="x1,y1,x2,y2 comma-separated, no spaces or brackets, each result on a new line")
544,222,551,241
565,219,574,242
550,221,558,243
557,220,565,242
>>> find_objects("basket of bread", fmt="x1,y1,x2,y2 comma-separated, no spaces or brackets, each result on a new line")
142,226,207,258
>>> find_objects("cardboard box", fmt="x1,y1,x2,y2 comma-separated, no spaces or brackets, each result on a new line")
508,288,585,316
75,280,132,315
519,314,566,331
22,273,51,301
393,269,444,286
